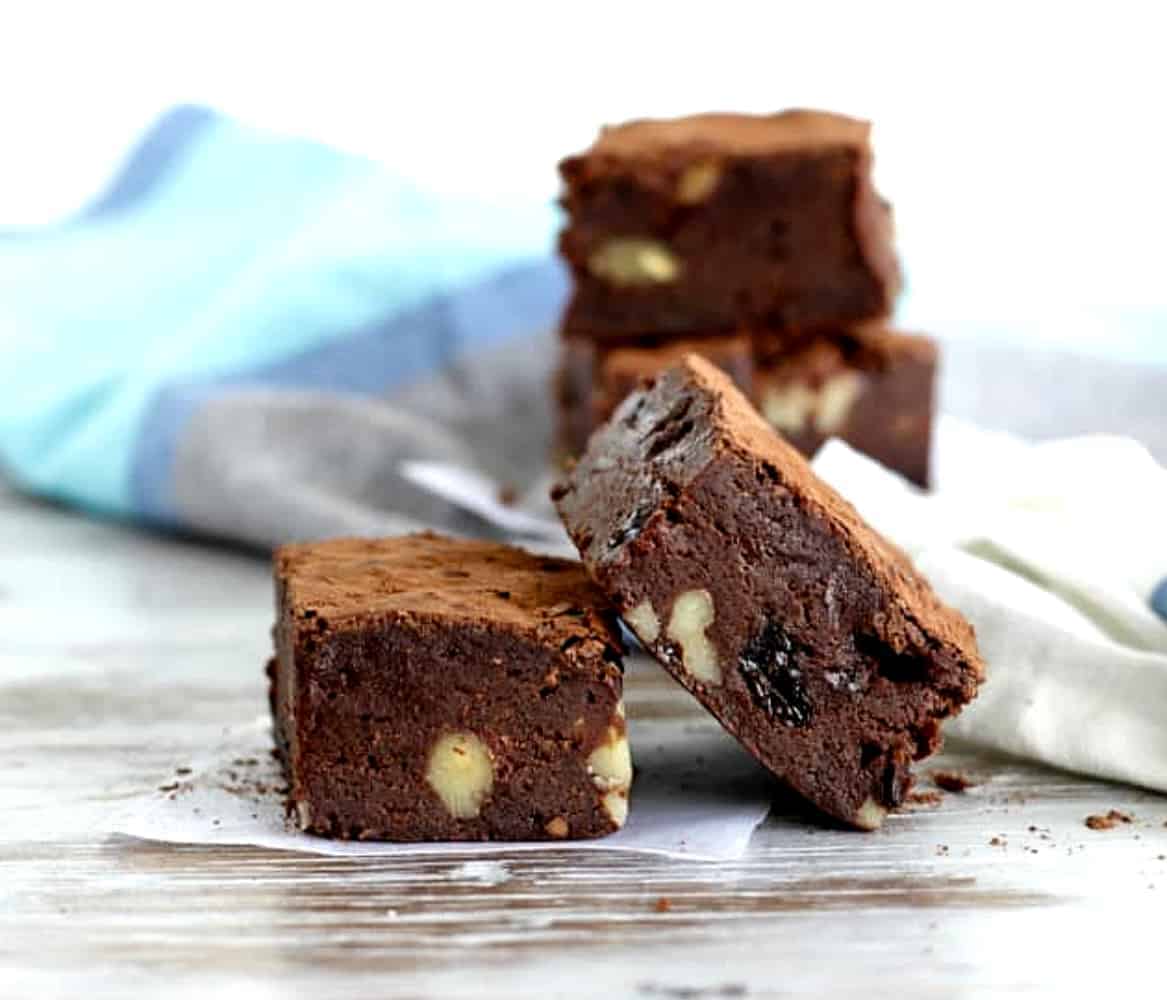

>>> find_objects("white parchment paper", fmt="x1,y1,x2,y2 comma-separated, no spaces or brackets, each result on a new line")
107,715,775,861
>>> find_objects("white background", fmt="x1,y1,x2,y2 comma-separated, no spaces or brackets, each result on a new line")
3,1,1165,364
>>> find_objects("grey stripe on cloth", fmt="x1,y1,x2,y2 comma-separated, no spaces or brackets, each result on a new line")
171,330,559,549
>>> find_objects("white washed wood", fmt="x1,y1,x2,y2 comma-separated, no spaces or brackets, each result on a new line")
2,482,1166,1000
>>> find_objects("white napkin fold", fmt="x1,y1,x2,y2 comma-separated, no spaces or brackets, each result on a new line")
812,416,1167,793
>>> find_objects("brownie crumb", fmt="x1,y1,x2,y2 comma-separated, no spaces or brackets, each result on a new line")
654,897,673,913
908,790,942,807
157,782,180,793
931,770,976,792
497,484,519,507
175,767,192,776
989,836,1005,847
1085,809,1133,831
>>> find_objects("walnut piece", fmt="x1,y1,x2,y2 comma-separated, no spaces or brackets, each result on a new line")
815,373,863,434
426,731,494,819
761,373,863,435
853,797,887,831
544,815,569,838
587,721,632,828
588,238,680,286
666,589,721,685
294,800,312,831
676,160,722,204
624,599,661,644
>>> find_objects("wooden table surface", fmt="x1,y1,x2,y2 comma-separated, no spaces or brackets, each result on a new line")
3,347,1166,999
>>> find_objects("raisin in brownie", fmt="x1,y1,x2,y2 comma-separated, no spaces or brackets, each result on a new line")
551,356,982,829
270,534,629,841
558,110,901,339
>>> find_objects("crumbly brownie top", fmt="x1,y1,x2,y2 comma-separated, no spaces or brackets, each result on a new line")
601,335,753,381
581,109,870,160
276,534,617,648
557,355,978,663
760,327,937,378
848,325,938,368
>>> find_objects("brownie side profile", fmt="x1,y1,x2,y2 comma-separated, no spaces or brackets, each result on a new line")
551,356,982,829
755,329,936,487
555,334,754,457
270,534,629,842
558,110,901,338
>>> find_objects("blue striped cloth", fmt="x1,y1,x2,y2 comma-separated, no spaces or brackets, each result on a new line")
0,106,569,544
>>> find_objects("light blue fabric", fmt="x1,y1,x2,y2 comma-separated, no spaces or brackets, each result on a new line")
0,106,564,520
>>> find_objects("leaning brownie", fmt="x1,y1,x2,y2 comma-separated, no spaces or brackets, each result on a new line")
558,110,900,339
755,327,937,487
270,534,629,841
551,356,982,829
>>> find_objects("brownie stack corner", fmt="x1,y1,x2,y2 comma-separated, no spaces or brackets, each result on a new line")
552,109,935,487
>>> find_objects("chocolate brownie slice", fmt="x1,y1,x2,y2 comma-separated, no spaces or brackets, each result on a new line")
555,327,936,486
755,328,936,487
558,110,901,339
551,356,982,829
270,534,629,841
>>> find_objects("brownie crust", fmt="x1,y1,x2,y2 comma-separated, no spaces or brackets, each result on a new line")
552,356,982,829
558,110,901,338
271,534,629,842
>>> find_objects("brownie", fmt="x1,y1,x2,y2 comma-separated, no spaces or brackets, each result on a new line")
755,328,936,487
556,327,935,486
551,356,983,829
556,333,754,457
558,110,900,339
270,534,629,841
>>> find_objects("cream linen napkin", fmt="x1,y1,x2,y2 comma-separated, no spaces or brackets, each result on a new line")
811,416,1167,792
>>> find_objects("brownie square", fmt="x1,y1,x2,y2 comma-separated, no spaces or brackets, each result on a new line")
270,534,629,841
551,356,982,829
555,326,936,487
754,328,936,487
558,110,901,339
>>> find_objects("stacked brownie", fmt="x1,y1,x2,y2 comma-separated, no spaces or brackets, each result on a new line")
554,110,935,487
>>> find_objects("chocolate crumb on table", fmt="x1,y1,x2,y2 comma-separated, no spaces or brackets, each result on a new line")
552,354,984,830
930,770,977,793
558,110,901,339
1085,810,1134,831
269,533,629,842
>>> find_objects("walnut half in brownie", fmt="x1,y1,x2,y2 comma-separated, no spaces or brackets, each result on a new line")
559,110,901,339
270,534,629,842
552,356,982,829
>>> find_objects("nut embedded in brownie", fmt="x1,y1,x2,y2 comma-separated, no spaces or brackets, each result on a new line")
270,534,629,842
551,355,983,829
558,109,901,339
